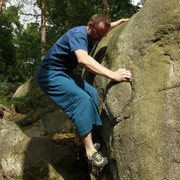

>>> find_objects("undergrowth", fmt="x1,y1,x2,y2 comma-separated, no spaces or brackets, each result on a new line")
0,89,57,127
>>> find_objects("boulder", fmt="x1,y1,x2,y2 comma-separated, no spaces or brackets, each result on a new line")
23,109,76,138
0,119,79,179
0,82,20,96
1,137,78,180
39,109,75,134
83,0,180,179
13,77,41,98
0,119,27,158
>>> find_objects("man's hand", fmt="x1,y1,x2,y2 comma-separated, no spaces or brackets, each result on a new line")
75,50,132,82
110,18,129,31
112,69,132,82
119,18,129,23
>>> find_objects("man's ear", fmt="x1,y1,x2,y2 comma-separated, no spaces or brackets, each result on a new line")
88,21,93,27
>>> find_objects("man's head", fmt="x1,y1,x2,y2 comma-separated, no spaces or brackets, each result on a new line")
87,14,111,43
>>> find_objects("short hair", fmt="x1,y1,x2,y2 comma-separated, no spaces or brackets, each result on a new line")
89,14,111,28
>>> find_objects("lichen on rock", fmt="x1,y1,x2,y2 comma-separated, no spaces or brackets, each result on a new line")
83,0,180,179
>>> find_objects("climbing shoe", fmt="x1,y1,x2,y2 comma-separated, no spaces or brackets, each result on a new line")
89,151,108,168
94,143,101,151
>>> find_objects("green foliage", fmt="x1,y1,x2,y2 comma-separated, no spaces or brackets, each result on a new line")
16,23,41,81
1,0,139,83
109,0,139,21
38,0,139,50
0,81,14,107
0,5,41,83
11,91,57,127
0,6,20,82
37,0,139,64
40,0,103,49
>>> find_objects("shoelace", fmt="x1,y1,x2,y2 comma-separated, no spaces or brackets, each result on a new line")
95,154,102,160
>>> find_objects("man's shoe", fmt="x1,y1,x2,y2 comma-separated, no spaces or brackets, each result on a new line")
89,151,108,168
94,143,101,151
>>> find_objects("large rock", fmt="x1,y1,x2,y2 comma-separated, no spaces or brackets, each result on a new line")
0,119,79,179
23,109,76,138
83,0,180,179
0,82,20,96
39,109,75,134
0,119,27,158
13,77,41,98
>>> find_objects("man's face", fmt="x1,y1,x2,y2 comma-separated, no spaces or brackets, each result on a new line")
88,21,109,43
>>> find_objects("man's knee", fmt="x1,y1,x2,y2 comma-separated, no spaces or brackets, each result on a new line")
88,86,98,100
76,92,93,106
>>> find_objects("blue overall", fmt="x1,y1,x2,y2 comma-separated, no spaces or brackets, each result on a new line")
37,26,102,136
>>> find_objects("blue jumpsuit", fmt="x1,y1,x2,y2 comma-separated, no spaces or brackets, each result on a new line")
37,26,102,136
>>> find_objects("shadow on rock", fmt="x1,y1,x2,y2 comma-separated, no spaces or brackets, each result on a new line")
83,46,107,84
22,137,90,180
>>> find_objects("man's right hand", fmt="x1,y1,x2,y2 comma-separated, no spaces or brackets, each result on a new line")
112,69,132,82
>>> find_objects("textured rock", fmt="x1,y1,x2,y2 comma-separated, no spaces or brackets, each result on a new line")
13,77,41,98
0,119,27,158
39,109,75,134
22,109,75,138
83,0,180,179
1,137,78,180
0,119,79,179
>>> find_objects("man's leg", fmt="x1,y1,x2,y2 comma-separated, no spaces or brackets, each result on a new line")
82,131,108,168
81,131,96,158
37,69,107,167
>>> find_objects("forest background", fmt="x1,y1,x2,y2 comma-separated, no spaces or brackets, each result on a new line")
0,0,144,83
0,0,145,131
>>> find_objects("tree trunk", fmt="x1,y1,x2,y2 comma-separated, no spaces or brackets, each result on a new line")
0,0,4,17
102,0,110,15
41,1,46,60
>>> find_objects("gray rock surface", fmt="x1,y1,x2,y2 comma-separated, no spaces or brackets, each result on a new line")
0,119,79,179
0,119,27,158
83,0,180,179
40,109,75,134
13,77,41,98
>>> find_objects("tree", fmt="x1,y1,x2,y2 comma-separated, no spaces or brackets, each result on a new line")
0,5,22,82
0,0,139,82
109,0,139,21
102,0,110,15
0,0,3,16
41,1,46,60
16,23,41,81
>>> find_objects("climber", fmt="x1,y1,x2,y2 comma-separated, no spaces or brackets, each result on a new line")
37,14,132,168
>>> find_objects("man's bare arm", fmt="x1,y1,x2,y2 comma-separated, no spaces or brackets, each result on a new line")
75,49,132,82
109,18,129,31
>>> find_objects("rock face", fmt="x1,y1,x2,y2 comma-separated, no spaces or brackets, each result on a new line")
40,109,75,134
0,119,80,179
83,0,180,179
13,77,40,98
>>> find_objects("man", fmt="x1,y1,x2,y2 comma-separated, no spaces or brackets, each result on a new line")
37,14,132,168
